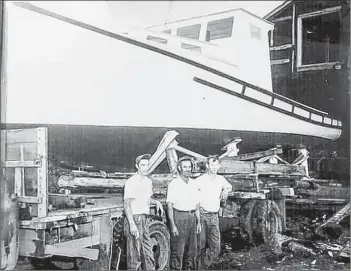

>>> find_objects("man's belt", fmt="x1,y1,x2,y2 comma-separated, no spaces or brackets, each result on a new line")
200,207,218,215
174,208,196,214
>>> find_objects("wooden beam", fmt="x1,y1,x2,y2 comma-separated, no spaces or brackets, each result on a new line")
271,59,290,65
3,161,40,168
172,145,206,161
270,44,293,51
297,62,340,72
225,148,283,161
292,3,296,46
54,235,99,249
166,148,178,173
299,6,342,19
147,130,179,174
18,196,42,204
37,128,48,218
45,245,99,260
272,16,292,23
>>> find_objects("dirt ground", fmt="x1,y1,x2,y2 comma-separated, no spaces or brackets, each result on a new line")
15,208,350,270
212,209,350,271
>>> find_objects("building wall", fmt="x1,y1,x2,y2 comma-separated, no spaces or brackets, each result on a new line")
267,0,350,178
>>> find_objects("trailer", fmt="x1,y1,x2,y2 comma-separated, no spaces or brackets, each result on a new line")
1,127,330,270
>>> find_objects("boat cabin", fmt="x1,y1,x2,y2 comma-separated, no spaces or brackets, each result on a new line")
144,9,275,91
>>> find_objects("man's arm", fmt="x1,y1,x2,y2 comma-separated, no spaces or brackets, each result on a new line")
124,199,135,225
220,176,232,200
166,182,179,236
123,180,139,238
167,202,179,236
150,198,164,216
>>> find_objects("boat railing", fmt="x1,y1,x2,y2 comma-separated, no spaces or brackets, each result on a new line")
193,77,343,128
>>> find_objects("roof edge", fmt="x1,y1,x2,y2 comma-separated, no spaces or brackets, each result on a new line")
146,7,273,29
263,0,293,20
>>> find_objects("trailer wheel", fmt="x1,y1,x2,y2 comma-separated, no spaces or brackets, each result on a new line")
148,220,170,270
239,200,259,244
254,200,282,243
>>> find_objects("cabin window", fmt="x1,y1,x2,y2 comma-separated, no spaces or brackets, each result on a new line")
181,43,202,53
146,35,168,44
176,24,201,40
297,7,341,70
163,29,171,34
250,24,261,40
206,17,234,41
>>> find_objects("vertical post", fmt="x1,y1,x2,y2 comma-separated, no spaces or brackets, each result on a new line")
37,128,48,218
291,3,297,72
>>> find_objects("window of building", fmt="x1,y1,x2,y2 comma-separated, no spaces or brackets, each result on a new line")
250,24,261,40
146,35,168,44
206,17,234,41
297,8,341,69
181,43,202,53
176,24,201,40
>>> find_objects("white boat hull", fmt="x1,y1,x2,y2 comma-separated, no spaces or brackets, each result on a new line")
2,3,342,145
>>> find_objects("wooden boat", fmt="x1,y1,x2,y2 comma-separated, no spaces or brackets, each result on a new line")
1,2,343,172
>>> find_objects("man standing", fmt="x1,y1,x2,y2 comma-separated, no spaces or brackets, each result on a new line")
123,154,164,270
167,156,202,270
195,155,232,269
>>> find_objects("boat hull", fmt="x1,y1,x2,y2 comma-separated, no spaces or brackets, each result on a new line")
3,2,342,142
1,123,340,173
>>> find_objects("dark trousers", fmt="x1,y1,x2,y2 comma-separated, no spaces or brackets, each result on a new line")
197,212,221,269
170,210,198,270
124,214,155,270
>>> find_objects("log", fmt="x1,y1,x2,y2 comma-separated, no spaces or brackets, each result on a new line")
48,194,87,209
226,147,283,161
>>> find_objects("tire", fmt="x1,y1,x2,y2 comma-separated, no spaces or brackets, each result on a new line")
51,256,76,269
148,220,170,270
239,200,259,244
254,200,283,243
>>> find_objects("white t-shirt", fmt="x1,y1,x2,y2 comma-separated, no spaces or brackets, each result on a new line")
194,173,232,213
166,176,200,211
124,173,153,215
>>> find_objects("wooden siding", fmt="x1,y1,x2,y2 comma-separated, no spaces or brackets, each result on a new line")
266,0,350,172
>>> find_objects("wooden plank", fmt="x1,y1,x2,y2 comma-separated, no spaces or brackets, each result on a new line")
224,148,283,161
271,58,290,65
166,148,178,173
270,44,293,51
54,235,100,249
218,160,305,175
292,3,296,46
18,196,42,204
45,245,99,260
3,161,40,168
37,128,48,218
272,15,292,22
299,6,342,19
172,144,206,161
147,130,179,174
297,17,302,67
297,62,340,72
14,168,22,197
